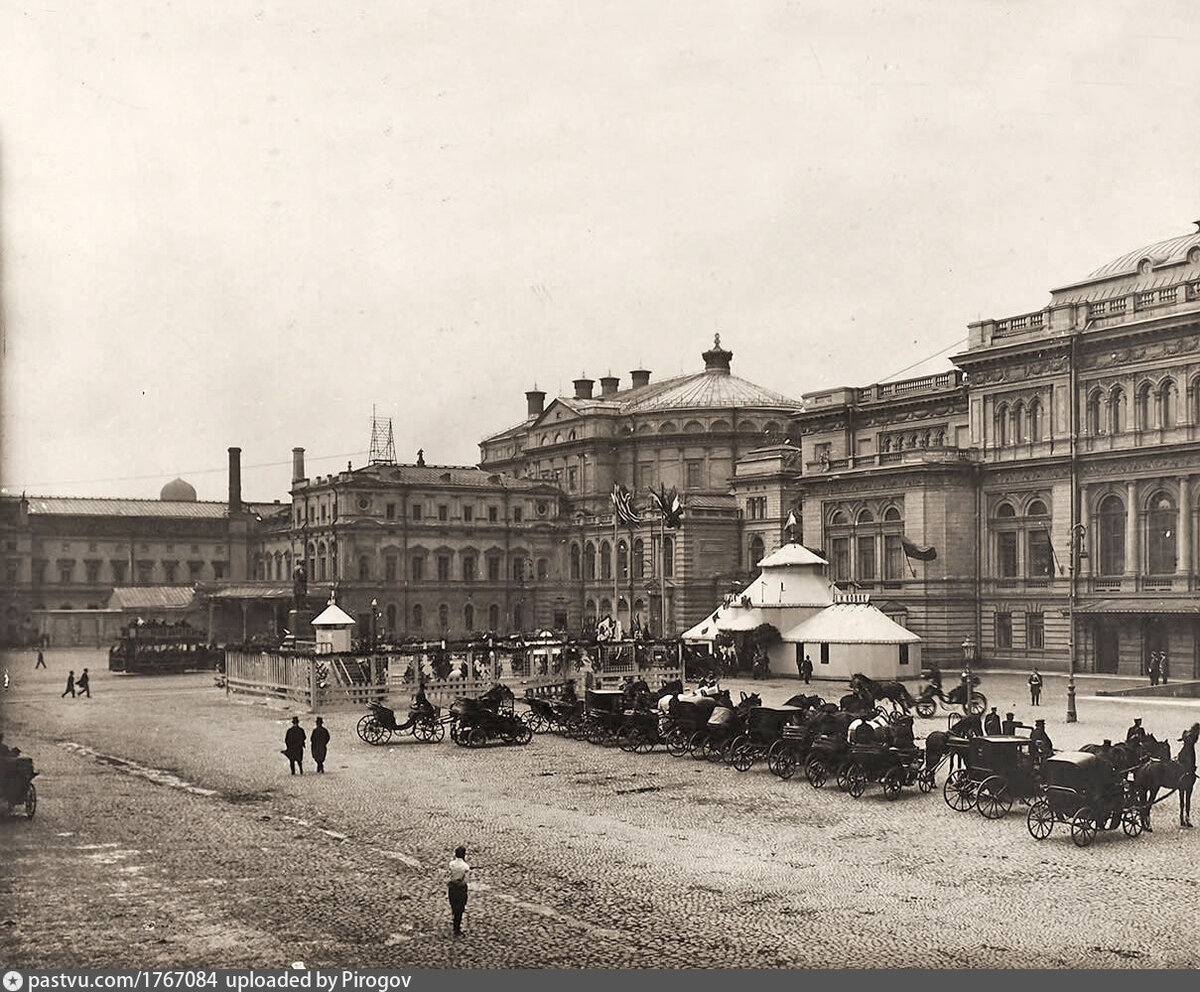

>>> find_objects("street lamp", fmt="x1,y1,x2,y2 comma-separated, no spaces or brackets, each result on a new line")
960,636,975,713
1066,523,1087,724
370,597,378,652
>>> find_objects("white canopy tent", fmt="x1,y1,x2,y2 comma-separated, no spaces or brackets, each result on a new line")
779,601,921,680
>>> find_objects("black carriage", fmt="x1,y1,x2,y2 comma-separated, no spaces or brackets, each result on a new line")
449,686,533,748
356,696,446,746
0,755,37,819
1025,752,1144,847
616,707,663,754
663,695,719,757
728,705,806,772
524,693,584,736
580,689,629,747
804,733,854,789
844,743,930,800
914,670,987,718
943,735,1043,818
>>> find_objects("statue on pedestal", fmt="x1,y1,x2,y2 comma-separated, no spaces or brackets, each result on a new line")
292,563,308,611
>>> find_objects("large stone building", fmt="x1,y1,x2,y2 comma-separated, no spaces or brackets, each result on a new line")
793,221,1200,677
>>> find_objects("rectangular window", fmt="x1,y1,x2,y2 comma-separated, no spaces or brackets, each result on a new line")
5,562,16,583
856,536,876,581
463,556,476,582
411,557,424,582
32,560,46,584
487,557,501,582
385,557,397,582
488,506,498,522
59,562,74,584
831,538,850,582
385,503,396,520
412,503,423,521
899,643,910,666
1028,530,1053,577
185,561,200,581
567,467,578,492
820,643,830,665
437,505,448,522
84,561,101,583
1027,612,1044,649
463,505,474,522
437,556,450,582
639,462,655,488
884,535,904,580
513,506,523,522
685,460,703,488
212,562,226,580
998,532,1018,577
162,562,177,583
138,564,154,584
995,612,1012,649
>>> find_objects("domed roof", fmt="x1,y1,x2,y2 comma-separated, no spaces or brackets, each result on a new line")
160,478,198,502
1085,225,1200,280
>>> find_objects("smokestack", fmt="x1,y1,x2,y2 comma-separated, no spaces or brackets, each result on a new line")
599,375,620,397
630,368,651,389
573,376,594,399
292,447,306,484
228,447,242,515
526,389,546,417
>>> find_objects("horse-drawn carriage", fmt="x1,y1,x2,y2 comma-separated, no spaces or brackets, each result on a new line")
1026,751,1145,847
914,670,987,718
843,742,930,799
0,755,37,819
356,695,446,746
524,690,584,736
943,735,1042,818
728,705,807,772
803,732,855,789
449,685,533,748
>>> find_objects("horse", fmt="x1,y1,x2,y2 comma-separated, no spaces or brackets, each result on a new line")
847,711,892,745
849,673,918,715
839,692,875,715
1131,754,1189,831
783,693,825,710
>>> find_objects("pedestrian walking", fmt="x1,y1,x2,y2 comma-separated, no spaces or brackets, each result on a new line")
76,668,90,699
447,845,471,936
983,707,1001,735
1177,723,1197,828
1028,667,1042,705
800,654,813,685
310,717,330,773
1148,652,1161,686
1161,653,1170,685
61,670,76,698
283,716,306,775
34,650,46,669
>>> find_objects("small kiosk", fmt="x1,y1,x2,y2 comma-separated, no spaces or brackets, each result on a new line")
310,599,357,655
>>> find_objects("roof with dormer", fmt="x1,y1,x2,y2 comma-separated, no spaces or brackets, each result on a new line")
1050,223,1200,304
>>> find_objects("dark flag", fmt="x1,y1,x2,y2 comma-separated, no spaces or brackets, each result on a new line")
650,486,684,528
901,538,938,562
610,484,641,526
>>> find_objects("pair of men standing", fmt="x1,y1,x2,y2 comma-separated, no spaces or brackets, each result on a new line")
282,716,330,774
1148,651,1170,685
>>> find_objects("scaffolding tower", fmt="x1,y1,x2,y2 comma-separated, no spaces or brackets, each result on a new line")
368,407,397,465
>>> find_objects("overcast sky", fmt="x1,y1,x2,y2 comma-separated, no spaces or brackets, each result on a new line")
3,1,1199,503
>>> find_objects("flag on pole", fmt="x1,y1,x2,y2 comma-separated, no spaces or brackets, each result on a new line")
610,484,641,526
649,485,684,528
784,510,798,536
900,537,938,562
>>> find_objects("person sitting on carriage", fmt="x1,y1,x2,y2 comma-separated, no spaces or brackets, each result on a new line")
890,716,916,751
1126,718,1146,744
948,712,982,739
923,666,946,702
1029,719,1054,763
1001,712,1027,736
410,688,435,720
983,707,1002,735
560,679,578,704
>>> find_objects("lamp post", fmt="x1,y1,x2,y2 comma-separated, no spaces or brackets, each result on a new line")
1066,523,1086,724
370,597,378,652
960,636,975,714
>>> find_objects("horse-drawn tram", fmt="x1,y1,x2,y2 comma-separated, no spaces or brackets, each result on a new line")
1026,752,1145,847
944,735,1044,819
108,623,221,674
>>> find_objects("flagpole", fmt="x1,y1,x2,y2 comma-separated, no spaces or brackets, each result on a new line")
659,509,667,638
612,503,619,628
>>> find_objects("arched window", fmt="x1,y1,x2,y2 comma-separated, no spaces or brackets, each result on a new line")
1136,383,1152,430
883,506,902,522
584,599,596,624
1012,402,1026,444
994,502,1018,577
1098,495,1125,576
599,598,612,618
1028,399,1043,442
536,557,548,580
600,541,612,581
1147,492,1177,574
487,604,499,632
856,508,874,525
1161,380,1177,428
1085,392,1102,436
633,539,645,579
1026,500,1052,577
1192,379,1200,425
569,543,581,580
1027,500,1048,518
996,502,1016,518
583,542,596,581
616,541,628,579
663,536,674,578
464,603,474,632
317,541,327,581
996,403,1010,445
749,535,764,569
358,555,370,581
830,510,848,526
412,604,424,630
1109,388,1126,434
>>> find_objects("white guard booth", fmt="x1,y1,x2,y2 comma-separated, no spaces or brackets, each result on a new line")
780,597,921,681
310,600,357,654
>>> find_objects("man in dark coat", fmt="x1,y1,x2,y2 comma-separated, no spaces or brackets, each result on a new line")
1029,719,1054,763
35,650,46,670
310,717,330,773
76,668,90,698
800,654,813,684
984,707,1002,735
284,716,306,775
1126,718,1146,743
61,670,76,698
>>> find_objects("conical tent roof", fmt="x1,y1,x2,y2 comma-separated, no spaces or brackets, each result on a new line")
781,603,920,645
742,543,834,608
311,602,357,627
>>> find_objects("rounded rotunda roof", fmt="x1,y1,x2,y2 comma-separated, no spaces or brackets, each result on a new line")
160,478,198,502
1086,224,1200,280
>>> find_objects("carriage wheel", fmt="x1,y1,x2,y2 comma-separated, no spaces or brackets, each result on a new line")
516,723,533,746
565,717,586,740
526,712,550,734
914,700,936,719
882,768,905,800
765,741,784,776
943,770,976,812
467,726,487,749
665,729,690,758
1121,807,1145,838
732,743,755,773
688,732,708,759
773,750,797,781
636,731,657,754
917,770,934,793
727,735,749,764
977,776,1013,820
431,720,446,743
836,760,855,792
805,757,828,789
412,720,433,742
617,726,638,752
449,720,463,745
361,720,387,746
356,714,375,743
847,764,868,799
703,738,727,764
1026,800,1054,840
968,692,987,716
24,783,36,819
1071,808,1098,847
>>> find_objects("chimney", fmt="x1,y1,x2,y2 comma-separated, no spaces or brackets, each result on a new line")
702,333,733,374
599,374,620,396
292,447,306,484
573,376,594,399
526,388,546,417
228,447,242,515
630,368,651,389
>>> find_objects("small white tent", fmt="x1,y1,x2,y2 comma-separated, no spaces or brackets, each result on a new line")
780,600,921,680
311,601,356,654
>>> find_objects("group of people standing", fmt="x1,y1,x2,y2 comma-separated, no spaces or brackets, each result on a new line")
1147,651,1170,685
282,716,330,774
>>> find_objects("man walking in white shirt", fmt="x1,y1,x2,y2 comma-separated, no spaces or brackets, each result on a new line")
448,846,471,936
